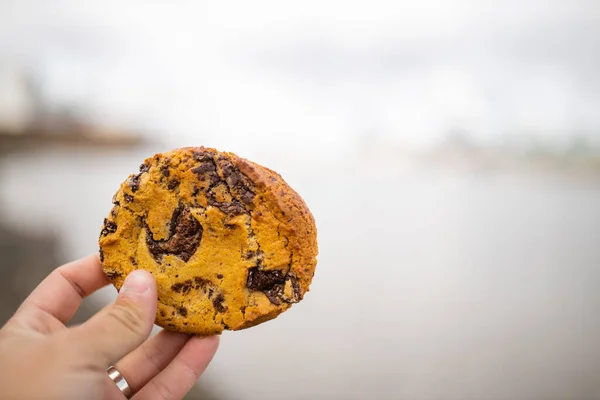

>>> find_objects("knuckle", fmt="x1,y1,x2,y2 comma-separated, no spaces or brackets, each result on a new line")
178,358,202,380
142,342,167,375
151,379,175,400
106,302,146,336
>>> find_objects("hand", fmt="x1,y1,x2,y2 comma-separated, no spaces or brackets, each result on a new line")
0,254,219,400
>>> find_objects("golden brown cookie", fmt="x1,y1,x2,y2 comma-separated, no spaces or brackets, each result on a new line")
99,147,318,335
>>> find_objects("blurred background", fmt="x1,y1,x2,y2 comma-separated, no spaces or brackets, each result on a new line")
1,0,600,399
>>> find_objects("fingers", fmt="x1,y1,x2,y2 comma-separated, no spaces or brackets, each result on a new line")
16,253,110,325
68,270,158,368
134,335,219,400
115,330,190,392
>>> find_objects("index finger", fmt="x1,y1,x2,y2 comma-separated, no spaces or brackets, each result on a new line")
16,253,111,324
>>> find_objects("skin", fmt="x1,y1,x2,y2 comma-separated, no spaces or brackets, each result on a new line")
0,254,219,400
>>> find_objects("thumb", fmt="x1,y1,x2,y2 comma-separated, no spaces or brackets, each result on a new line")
69,270,157,367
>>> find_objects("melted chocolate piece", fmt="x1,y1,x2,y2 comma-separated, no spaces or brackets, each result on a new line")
128,163,150,192
217,200,245,216
191,161,220,186
264,288,282,305
171,276,210,295
240,190,255,205
146,206,203,262
105,270,121,279
129,174,142,192
246,268,285,291
218,158,256,205
193,276,210,289
279,276,301,304
191,153,256,216
100,219,117,237
171,281,192,294
212,293,227,313
167,178,180,190
246,268,302,305
290,277,302,302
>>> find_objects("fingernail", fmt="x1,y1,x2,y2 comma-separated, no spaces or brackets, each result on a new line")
121,270,152,294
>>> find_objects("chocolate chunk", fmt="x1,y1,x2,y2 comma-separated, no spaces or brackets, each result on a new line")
264,288,282,305
167,178,180,190
171,281,192,294
124,193,134,203
105,270,121,279
216,200,245,216
99,248,104,262
129,179,139,192
292,279,302,301
129,174,142,192
246,267,300,305
212,293,227,313
191,161,219,185
178,306,188,317
171,276,211,294
246,268,285,291
112,193,120,205
240,189,255,205
193,156,255,214
161,165,170,177
192,150,211,162
130,257,137,266
218,158,255,205
128,164,150,192
146,206,203,262
193,276,210,290
221,163,240,186
100,219,117,237
216,274,224,279
280,276,301,304
191,162,215,175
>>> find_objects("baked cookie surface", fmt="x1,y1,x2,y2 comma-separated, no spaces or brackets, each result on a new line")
99,147,318,334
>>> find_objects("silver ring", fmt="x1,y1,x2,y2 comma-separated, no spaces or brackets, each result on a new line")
107,366,133,399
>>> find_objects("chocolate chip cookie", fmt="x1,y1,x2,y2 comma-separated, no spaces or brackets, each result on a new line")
99,147,318,335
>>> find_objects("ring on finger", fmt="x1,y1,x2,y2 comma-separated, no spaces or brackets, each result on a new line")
107,366,134,399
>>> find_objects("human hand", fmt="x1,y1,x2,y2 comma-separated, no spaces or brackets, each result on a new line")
0,254,219,400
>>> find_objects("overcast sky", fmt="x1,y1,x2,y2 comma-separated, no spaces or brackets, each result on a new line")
1,0,599,154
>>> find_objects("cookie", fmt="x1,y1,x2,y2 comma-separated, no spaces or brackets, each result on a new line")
99,147,318,335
